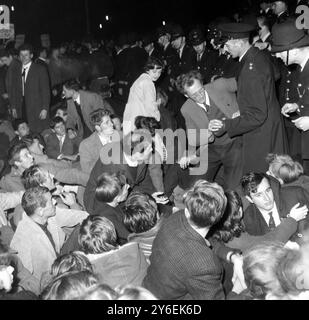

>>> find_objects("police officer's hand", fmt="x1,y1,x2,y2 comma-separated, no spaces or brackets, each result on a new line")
292,117,309,132
209,119,224,132
281,103,299,117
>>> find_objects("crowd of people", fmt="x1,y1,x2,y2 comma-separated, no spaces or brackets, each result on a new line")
1,0,309,300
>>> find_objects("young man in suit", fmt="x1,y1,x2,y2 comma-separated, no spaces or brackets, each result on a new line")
45,117,78,161
241,172,309,241
63,79,115,143
18,44,51,133
177,70,243,191
79,108,117,174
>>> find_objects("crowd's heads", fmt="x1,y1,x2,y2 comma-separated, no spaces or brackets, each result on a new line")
63,79,82,99
19,43,34,65
95,171,129,204
21,134,45,156
170,25,185,50
55,106,68,123
217,23,255,58
271,0,288,15
8,142,34,170
12,119,30,138
22,186,56,219
211,190,245,243
241,172,274,212
144,56,164,82
51,252,93,278
184,180,227,229
50,117,66,137
271,18,309,65
189,28,206,55
266,153,304,184
176,71,205,103
41,270,98,300
90,108,114,136
78,216,119,255
123,191,159,234
243,242,286,300
156,26,171,47
22,164,55,191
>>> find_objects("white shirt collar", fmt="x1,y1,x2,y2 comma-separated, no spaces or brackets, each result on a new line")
259,202,281,227
22,61,32,70
300,56,309,72
239,47,251,62
73,93,81,105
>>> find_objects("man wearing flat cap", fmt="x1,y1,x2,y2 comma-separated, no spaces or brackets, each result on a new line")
273,18,309,174
188,28,218,84
209,23,287,174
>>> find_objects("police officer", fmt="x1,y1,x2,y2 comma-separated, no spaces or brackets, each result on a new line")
188,28,218,84
273,19,309,173
209,23,287,174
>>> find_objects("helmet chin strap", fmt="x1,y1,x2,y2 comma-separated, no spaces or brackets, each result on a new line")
286,49,289,65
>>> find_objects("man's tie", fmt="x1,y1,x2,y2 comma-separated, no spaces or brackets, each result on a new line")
197,53,202,62
59,137,63,153
268,212,276,230
22,68,27,96
203,102,210,113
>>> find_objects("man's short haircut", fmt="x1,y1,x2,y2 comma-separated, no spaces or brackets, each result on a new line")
143,56,164,72
8,142,28,167
243,242,286,300
21,186,50,217
12,119,28,132
41,270,98,300
95,172,127,203
90,108,111,127
51,252,93,278
22,164,46,189
123,191,158,234
50,116,65,130
176,70,203,95
123,129,152,157
184,180,227,228
63,79,82,92
266,153,304,184
241,172,269,197
78,216,118,254
19,43,34,55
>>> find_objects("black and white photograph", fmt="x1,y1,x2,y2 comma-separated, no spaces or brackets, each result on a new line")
1,0,309,303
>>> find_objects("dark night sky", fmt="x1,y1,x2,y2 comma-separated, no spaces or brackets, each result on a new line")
4,0,260,42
